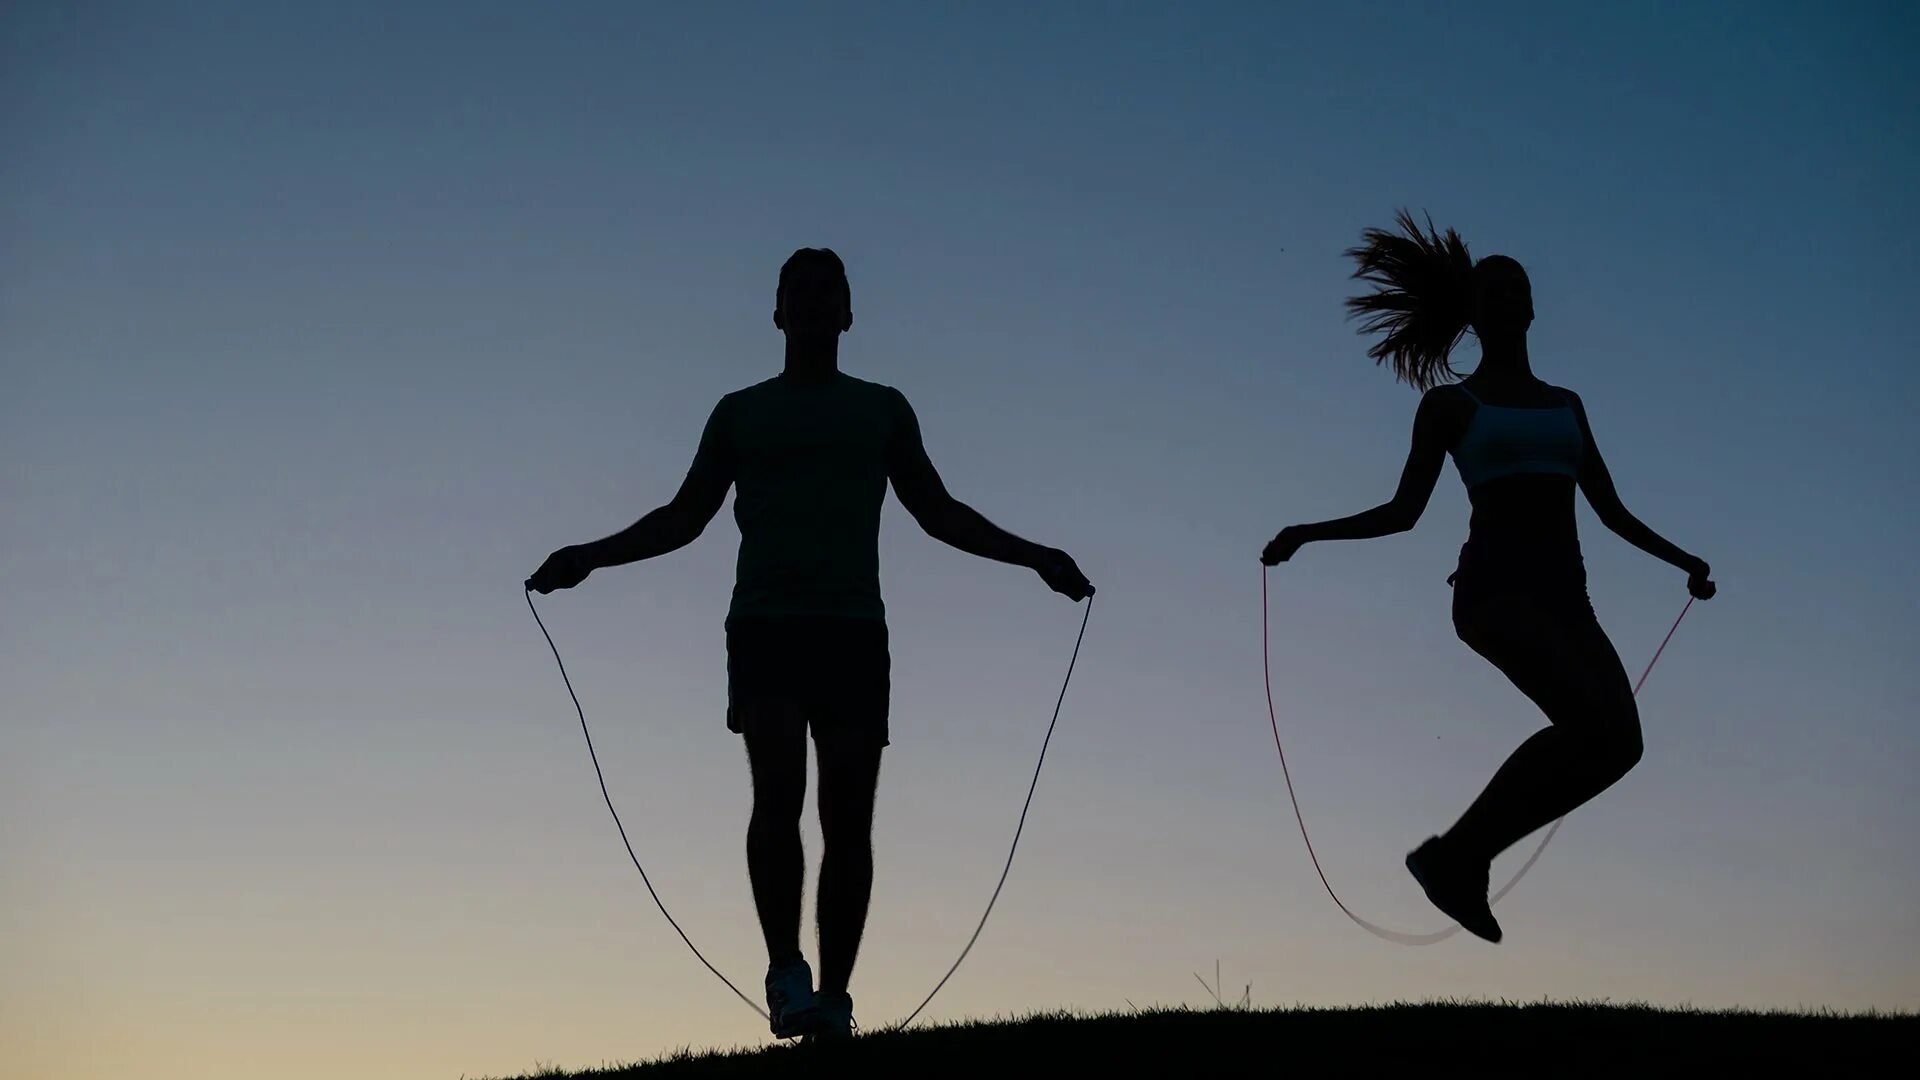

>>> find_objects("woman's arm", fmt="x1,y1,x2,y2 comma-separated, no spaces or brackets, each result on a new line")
1568,392,1716,598
1262,389,1456,564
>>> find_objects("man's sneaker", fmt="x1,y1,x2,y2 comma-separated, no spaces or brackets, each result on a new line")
803,991,856,1042
1406,836,1503,943
764,959,819,1038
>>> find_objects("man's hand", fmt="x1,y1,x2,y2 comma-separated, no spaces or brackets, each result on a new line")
1033,548,1094,602
527,546,594,595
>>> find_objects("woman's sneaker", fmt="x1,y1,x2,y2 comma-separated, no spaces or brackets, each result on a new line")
764,959,819,1038
804,991,856,1042
1406,836,1503,943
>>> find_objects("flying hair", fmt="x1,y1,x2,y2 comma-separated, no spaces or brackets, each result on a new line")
1343,210,1477,390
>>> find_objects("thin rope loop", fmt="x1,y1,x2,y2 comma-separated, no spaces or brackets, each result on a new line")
895,594,1093,1028
1261,567,1693,945
526,589,770,1020
529,588,1094,1030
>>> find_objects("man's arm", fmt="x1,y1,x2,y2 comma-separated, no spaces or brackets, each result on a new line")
527,399,735,594
885,390,1092,600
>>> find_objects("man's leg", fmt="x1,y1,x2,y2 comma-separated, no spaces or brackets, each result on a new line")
742,704,808,967
813,728,883,996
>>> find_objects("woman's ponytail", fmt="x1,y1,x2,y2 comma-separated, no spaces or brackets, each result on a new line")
1344,210,1476,390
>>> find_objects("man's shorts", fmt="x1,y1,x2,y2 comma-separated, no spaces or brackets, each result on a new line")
725,616,891,747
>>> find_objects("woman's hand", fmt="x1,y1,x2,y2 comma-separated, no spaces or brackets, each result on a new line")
1684,557,1717,600
1262,526,1310,566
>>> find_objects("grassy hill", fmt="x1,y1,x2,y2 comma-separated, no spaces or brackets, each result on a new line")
494,1001,1914,1078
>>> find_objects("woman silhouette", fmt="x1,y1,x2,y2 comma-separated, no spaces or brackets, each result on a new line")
1262,212,1715,942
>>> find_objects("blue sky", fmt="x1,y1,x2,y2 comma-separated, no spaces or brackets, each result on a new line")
4,3,1915,1077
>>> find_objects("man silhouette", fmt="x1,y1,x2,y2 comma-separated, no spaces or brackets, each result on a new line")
527,248,1092,1039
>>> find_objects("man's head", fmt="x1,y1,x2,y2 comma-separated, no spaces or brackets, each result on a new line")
774,248,853,341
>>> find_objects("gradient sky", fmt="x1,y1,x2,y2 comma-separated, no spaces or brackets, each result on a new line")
4,3,1916,1078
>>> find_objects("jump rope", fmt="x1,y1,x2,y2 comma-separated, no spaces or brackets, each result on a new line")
525,587,1092,1031
1261,565,1696,945
528,571,1691,1026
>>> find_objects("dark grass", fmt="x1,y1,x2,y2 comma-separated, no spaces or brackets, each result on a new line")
489,1001,1915,1078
